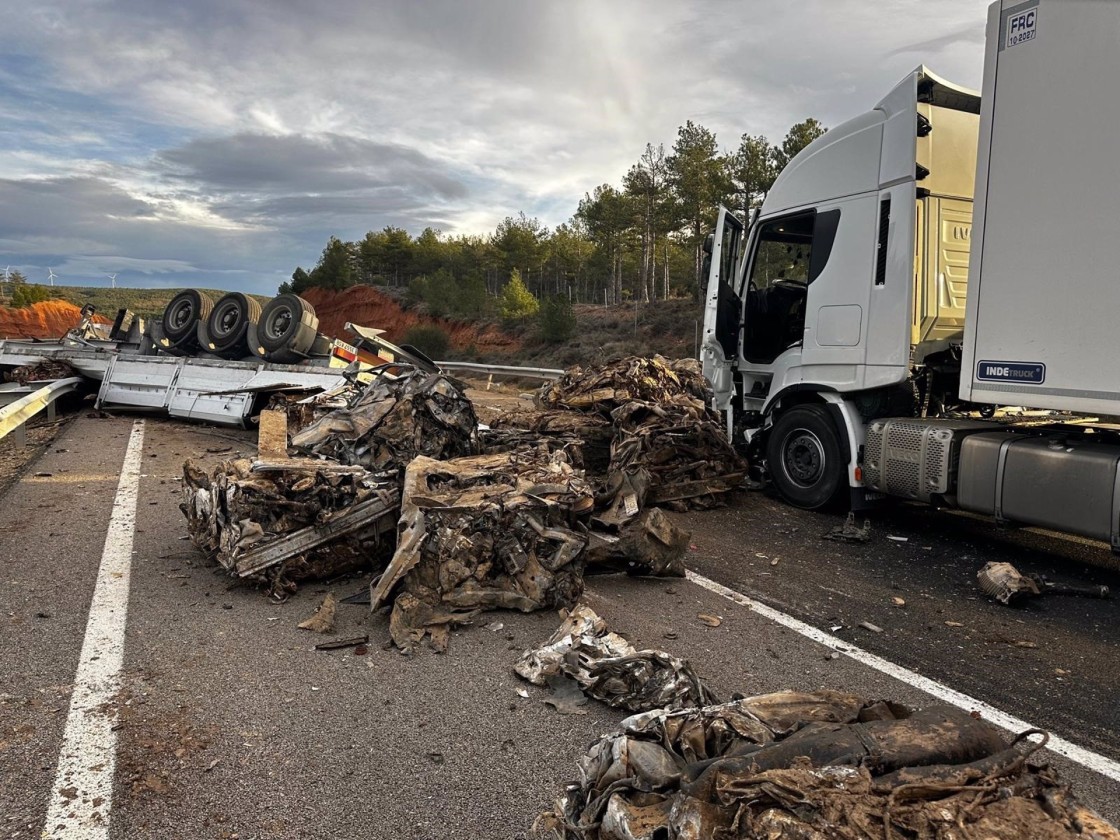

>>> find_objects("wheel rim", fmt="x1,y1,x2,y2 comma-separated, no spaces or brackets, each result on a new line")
264,308,292,340
213,301,242,338
168,300,194,331
782,428,826,488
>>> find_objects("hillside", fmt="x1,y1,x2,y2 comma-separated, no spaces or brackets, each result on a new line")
300,286,520,356
0,300,111,339
0,283,704,366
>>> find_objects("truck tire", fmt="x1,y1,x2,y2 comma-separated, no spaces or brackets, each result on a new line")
257,294,318,354
258,325,319,364
162,289,214,346
767,405,847,510
205,292,261,358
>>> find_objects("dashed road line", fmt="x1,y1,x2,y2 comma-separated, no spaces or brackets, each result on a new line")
686,568,1120,784
43,420,145,839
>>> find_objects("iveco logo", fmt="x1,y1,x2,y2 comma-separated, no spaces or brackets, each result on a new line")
952,225,971,241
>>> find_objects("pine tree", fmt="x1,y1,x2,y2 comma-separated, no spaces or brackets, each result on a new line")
498,269,539,320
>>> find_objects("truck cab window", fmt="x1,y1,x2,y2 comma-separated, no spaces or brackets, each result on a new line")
744,212,816,363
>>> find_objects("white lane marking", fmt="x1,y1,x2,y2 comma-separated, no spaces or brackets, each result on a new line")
44,420,145,840
686,569,1120,784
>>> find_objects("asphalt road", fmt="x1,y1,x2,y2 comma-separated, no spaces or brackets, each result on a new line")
1,413,1118,839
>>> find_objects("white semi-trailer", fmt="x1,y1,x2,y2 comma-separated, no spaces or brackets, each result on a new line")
701,0,1120,548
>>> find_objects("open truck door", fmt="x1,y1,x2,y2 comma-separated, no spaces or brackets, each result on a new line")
700,206,745,415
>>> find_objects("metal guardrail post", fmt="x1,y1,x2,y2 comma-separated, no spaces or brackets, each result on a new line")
0,377,84,444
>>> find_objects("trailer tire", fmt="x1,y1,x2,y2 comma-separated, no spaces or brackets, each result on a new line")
205,292,261,358
767,405,847,510
257,294,318,355
162,289,214,345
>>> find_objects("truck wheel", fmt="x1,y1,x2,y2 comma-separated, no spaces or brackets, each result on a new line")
205,292,261,358
162,289,214,346
767,405,847,510
258,294,318,354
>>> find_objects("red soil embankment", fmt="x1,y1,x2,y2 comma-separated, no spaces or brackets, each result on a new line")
301,286,519,355
0,300,110,339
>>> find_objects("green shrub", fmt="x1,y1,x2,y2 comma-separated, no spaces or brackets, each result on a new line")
11,283,51,308
402,324,450,359
498,269,539,321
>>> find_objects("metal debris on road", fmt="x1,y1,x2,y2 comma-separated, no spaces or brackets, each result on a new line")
519,356,748,511
314,635,369,651
978,561,1111,606
515,605,717,713
536,355,712,415
371,451,595,652
585,508,689,578
823,511,871,543
298,593,337,633
537,691,1120,839
291,369,478,477
180,456,398,591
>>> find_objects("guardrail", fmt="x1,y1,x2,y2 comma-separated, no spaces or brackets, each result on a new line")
0,377,84,444
436,361,564,386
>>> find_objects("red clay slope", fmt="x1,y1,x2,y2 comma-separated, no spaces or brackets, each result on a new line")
301,286,519,354
0,300,111,339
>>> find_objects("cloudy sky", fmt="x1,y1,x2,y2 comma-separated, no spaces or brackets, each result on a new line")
0,1,986,295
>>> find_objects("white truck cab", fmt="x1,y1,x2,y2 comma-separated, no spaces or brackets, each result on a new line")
703,67,981,508
702,0,1120,548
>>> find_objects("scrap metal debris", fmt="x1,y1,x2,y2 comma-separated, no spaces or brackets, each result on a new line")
180,369,479,595
298,593,337,633
292,369,478,477
489,356,746,513
537,690,1120,839
314,635,369,651
536,356,712,416
823,511,871,543
370,451,595,652
515,605,717,713
585,508,688,578
978,561,1111,606
486,409,613,474
181,457,398,591
4,358,78,385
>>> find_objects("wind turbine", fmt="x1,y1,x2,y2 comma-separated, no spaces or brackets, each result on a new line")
48,268,57,287
107,272,117,289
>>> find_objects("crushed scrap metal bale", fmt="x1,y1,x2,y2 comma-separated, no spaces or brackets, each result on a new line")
291,369,478,477
515,605,717,712
494,356,747,511
536,355,712,417
483,408,613,473
537,690,1120,839
585,508,688,577
180,457,397,591
608,400,745,509
371,450,595,652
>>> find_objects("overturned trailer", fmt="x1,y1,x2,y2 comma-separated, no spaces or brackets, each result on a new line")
0,290,436,427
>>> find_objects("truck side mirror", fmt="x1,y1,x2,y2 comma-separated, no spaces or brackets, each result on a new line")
702,233,714,255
